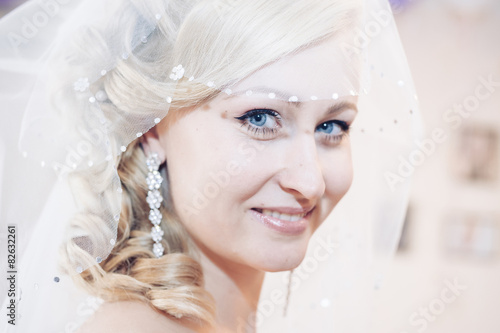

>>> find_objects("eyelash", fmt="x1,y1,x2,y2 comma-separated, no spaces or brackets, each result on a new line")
235,109,351,144
235,109,281,137
320,121,351,144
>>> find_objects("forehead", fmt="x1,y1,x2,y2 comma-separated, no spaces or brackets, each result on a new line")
228,36,361,102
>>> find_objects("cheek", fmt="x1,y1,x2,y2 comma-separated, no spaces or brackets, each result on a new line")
323,147,354,202
162,115,263,221
161,120,276,265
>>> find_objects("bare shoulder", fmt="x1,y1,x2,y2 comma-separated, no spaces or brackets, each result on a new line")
76,301,197,333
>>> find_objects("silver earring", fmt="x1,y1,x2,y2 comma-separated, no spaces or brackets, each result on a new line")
146,152,165,258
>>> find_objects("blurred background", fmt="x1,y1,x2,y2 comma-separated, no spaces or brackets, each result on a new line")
1,0,499,332
376,1,500,333
0,0,23,16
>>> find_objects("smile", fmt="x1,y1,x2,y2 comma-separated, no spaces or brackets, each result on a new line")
250,207,314,235
254,209,308,222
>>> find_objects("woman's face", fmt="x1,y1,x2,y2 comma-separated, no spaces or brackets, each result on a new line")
156,41,358,272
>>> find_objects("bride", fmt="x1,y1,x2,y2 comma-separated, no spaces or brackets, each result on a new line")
0,0,420,332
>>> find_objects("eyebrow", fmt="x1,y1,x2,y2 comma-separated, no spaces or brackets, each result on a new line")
326,101,358,115
226,86,358,114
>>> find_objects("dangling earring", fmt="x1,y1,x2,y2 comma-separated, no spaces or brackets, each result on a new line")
146,152,165,258
283,269,294,316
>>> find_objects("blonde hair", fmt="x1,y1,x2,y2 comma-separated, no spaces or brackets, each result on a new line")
58,0,361,327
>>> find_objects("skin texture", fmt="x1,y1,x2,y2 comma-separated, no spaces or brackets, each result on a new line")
78,37,358,332
156,94,357,273
148,95,357,332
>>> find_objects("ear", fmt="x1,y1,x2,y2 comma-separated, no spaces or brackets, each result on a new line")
141,127,166,163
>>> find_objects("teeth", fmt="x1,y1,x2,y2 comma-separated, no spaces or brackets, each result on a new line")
261,209,307,221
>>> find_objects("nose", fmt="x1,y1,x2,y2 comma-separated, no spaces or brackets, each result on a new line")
277,133,326,201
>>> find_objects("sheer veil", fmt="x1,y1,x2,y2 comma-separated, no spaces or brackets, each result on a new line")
0,0,422,332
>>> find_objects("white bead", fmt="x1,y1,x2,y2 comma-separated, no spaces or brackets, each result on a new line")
153,242,164,257
151,225,164,242
320,298,331,308
95,90,107,102
149,209,162,225
147,190,163,209
169,65,185,81
73,78,89,92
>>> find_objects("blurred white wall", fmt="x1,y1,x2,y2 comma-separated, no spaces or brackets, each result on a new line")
375,1,500,332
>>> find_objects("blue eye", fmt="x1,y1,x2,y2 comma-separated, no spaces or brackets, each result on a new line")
316,121,347,135
235,109,281,139
249,113,267,127
317,122,337,134
236,109,280,129
235,110,350,143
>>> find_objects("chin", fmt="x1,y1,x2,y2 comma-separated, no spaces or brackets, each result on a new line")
250,240,310,273
260,257,307,273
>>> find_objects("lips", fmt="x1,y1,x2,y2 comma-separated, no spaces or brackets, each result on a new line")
250,207,314,235
253,208,309,222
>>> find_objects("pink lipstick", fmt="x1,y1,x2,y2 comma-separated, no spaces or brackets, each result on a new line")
250,207,314,235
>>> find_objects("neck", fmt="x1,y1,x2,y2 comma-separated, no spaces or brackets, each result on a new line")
197,245,265,333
